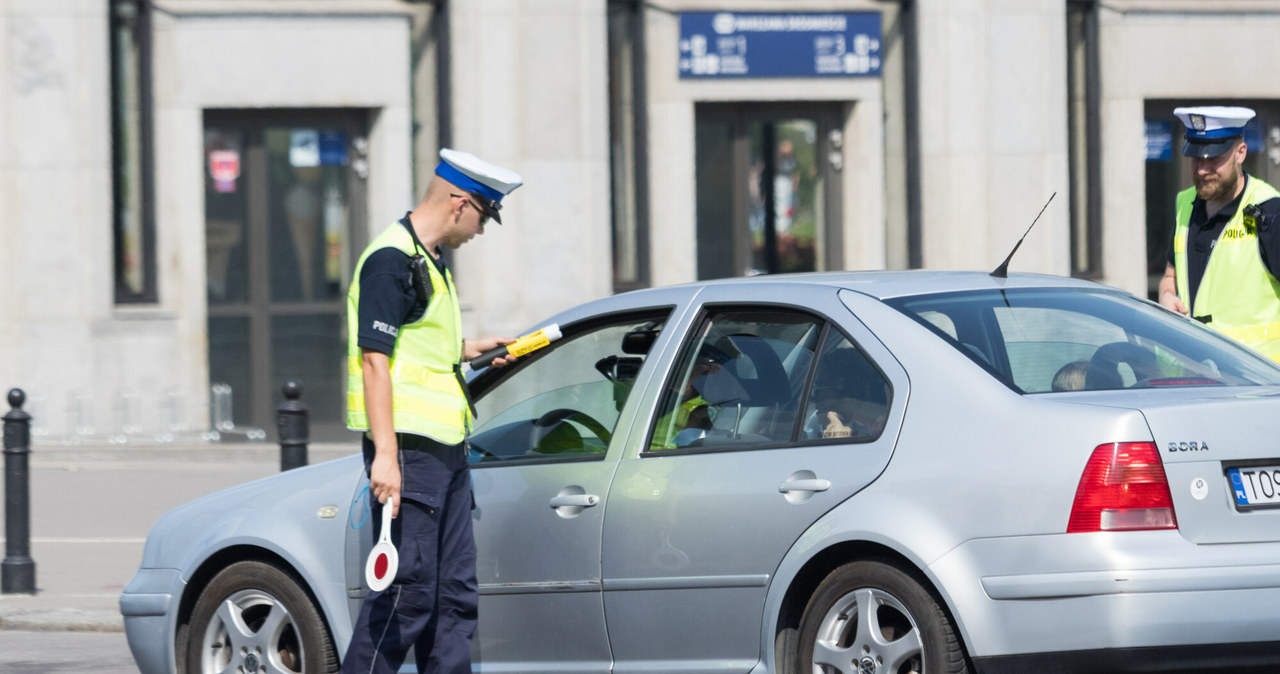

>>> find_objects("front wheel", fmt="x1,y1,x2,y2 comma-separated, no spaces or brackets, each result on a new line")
797,560,968,674
185,560,338,674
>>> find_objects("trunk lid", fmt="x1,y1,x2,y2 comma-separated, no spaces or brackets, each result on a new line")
1112,386,1280,544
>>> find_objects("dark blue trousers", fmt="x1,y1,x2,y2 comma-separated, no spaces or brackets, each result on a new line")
342,435,478,674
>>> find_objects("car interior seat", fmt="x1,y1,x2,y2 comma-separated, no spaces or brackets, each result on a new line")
713,334,795,441
811,347,889,438
1085,341,1161,389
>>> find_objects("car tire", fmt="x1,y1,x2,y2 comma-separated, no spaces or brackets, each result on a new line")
185,560,338,674
797,560,968,674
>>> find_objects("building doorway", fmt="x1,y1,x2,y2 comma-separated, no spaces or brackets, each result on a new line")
1144,100,1280,299
695,103,846,279
203,109,368,442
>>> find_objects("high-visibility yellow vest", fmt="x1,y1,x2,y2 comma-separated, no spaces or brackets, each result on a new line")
650,395,710,450
1173,176,1280,362
345,222,471,443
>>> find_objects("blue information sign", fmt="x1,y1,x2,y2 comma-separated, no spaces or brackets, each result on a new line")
319,131,348,166
1145,120,1172,162
679,11,882,79
1244,120,1264,154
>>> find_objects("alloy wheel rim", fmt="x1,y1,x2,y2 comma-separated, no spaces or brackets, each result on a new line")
812,587,924,674
200,588,305,674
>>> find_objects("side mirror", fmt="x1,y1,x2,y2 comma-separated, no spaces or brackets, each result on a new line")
595,355,644,382
622,324,661,354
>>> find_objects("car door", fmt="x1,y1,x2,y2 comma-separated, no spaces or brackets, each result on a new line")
464,311,671,674
601,283,907,673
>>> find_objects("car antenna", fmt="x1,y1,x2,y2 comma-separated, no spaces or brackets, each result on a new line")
990,192,1056,278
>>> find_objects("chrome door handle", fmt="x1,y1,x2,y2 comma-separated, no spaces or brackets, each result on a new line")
549,494,600,508
778,478,831,493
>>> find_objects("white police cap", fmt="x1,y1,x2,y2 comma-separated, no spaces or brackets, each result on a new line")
435,149,524,223
1174,106,1255,158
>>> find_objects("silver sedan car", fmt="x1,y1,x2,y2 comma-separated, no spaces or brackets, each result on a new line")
122,271,1280,674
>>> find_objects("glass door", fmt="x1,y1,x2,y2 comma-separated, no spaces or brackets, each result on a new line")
204,109,368,442
695,103,846,279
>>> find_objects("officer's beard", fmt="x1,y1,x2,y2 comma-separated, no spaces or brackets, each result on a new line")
1194,163,1242,204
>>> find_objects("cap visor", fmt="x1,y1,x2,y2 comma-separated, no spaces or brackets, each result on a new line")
1181,138,1237,158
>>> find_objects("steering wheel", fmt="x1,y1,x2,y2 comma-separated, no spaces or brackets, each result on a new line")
530,408,613,452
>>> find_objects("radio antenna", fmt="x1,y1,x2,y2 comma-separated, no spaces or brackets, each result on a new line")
990,192,1056,278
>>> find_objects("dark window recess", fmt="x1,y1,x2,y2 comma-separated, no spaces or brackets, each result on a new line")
607,0,651,291
111,0,157,303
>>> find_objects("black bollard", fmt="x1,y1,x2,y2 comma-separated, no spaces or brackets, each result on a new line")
277,379,309,472
3,388,36,594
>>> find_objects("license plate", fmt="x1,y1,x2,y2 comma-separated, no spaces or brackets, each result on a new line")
1228,466,1280,508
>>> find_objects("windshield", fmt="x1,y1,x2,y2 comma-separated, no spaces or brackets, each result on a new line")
885,287,1280,393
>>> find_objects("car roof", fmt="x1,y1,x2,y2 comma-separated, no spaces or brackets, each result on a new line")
537,271,1116,331
626,270,1107,302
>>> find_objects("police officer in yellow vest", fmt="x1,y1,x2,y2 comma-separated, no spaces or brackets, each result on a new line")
342,149,521,674
1158,106,1280,362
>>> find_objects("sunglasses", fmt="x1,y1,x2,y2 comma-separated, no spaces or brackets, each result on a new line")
451,193,490,225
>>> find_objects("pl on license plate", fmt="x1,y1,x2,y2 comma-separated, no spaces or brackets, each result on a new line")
1228,466,1280,508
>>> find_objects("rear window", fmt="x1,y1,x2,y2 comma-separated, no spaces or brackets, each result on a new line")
885,288,1280,393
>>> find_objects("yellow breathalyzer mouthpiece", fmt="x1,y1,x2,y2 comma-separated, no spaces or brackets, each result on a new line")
469,324,562,370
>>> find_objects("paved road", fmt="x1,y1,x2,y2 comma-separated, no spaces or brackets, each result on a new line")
0,630,138,673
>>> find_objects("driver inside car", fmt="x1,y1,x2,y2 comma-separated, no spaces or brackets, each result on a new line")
650,342,734,449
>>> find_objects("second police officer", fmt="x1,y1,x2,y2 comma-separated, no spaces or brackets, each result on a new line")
1158,105,1280,362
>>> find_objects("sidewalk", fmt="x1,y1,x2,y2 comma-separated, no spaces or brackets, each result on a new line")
0,440,353,633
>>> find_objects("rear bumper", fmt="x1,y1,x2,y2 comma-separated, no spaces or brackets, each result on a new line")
932,532,1280,663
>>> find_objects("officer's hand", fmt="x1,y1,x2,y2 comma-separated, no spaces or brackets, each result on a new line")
465,336,518,367
1159,292,1188,315
370,454,402,518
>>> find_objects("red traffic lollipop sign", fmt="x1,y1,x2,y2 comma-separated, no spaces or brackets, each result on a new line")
364,500,399,591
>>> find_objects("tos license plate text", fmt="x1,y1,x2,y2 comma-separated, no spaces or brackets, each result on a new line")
1228,466,1280,508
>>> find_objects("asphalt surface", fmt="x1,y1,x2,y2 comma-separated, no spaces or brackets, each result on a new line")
0,439,353,636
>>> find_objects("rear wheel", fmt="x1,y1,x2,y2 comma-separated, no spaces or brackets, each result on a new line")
797,560,968,674
185,560,338,674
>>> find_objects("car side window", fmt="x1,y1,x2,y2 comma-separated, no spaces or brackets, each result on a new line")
801,333,891,442
469,315,666,463
648,309,820,451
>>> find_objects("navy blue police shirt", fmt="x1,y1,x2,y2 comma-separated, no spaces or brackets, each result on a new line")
1166,177,1280,307
356,217,446,356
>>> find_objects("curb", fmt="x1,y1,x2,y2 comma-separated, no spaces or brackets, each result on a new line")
0,608,123,633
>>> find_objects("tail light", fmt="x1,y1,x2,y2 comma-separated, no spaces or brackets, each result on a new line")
1067,442,1177,533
